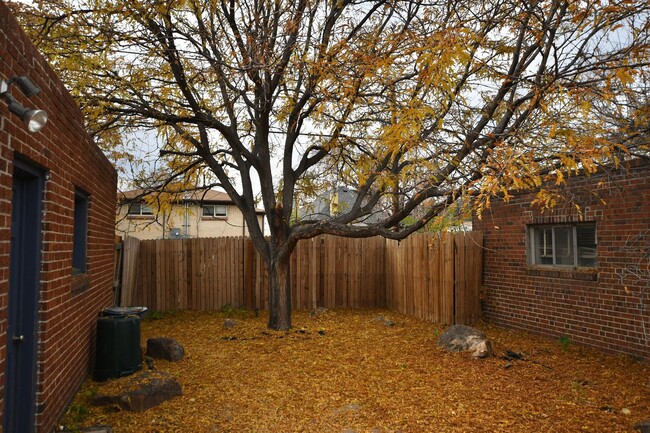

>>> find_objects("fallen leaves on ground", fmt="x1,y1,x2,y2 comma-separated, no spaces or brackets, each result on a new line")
61,309,650,432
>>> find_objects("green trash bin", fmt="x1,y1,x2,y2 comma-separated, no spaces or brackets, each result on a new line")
94,307,146,381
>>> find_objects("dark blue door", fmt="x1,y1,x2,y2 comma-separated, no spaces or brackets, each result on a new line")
4,160,44,433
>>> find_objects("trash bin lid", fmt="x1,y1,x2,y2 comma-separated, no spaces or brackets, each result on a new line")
102,306,148,317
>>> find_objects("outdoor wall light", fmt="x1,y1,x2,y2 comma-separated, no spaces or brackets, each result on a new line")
0,75,48,133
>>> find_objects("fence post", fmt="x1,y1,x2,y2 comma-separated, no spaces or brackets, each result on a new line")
244,238,254,309
453,234,458,324
120,236,141,307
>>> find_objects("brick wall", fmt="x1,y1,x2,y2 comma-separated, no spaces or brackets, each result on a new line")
0,4,117,433
474,159,650,360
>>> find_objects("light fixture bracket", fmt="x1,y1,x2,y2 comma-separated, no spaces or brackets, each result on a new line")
0,75,48,133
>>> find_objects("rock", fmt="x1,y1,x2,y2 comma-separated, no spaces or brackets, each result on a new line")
623,408,632,416
438,324,493,358
634,420,650,433
309,307,329,317
373,315,395,327
332,403,363,416
223,318,238,329
92,371,182,412
146,337,185,362
504,349,525,360
340,403,362,413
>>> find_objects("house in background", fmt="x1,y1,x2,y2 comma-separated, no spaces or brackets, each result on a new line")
474,158,650,360
117,189,265,239
298,186,387,225
0,4,117,433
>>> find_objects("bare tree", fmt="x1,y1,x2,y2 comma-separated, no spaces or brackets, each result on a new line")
11,0,650,329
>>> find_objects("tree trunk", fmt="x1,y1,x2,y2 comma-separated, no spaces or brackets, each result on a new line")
267,256,292,330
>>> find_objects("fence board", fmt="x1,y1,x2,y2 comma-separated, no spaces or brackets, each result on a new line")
120,236,140,306
339,236,346,307
158,240,167,310
204,239,210,310
324,237,334,307
454,232,483,325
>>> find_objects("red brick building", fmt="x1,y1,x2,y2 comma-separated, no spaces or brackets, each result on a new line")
1,4,117,432
474,159,650,360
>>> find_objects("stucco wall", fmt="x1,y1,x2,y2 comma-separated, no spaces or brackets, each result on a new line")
116,203,264,239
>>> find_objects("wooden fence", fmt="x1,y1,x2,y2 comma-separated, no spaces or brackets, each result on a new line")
119,232,483,324
386,232,483,324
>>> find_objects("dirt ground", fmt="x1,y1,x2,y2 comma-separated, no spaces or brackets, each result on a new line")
61,309,650,432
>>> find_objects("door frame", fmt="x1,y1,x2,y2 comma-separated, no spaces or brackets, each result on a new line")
4,157,45,433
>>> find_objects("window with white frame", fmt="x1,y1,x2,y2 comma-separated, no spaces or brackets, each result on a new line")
127,202,153,216
203,204,227,217
528,223,597,267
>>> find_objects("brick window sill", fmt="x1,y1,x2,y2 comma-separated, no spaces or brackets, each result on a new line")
526,266,598,281
71,272,91,294
201,217,227,221
127,215,154,220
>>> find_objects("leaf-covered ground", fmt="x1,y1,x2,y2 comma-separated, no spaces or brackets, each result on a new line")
62,309,650,432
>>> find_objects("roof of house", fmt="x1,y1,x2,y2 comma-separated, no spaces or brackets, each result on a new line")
119,189,265,214
120,188,230,202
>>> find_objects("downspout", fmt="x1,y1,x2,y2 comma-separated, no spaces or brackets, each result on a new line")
183,195,189,237
162,210,166,239
195,204,200,238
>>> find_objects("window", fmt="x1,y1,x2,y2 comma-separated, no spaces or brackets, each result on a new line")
73,189,89,274
127,202,153,216
202,204,227,217
528,224,597,268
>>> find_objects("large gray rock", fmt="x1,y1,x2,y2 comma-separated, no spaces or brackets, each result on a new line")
635,420,650,433
92,371,182,412
373,315,395,327
146,337,184,361
438,324,493,358
223,318,239,329
309,307,329,317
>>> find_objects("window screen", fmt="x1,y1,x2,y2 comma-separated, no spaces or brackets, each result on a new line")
529,223,597,268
